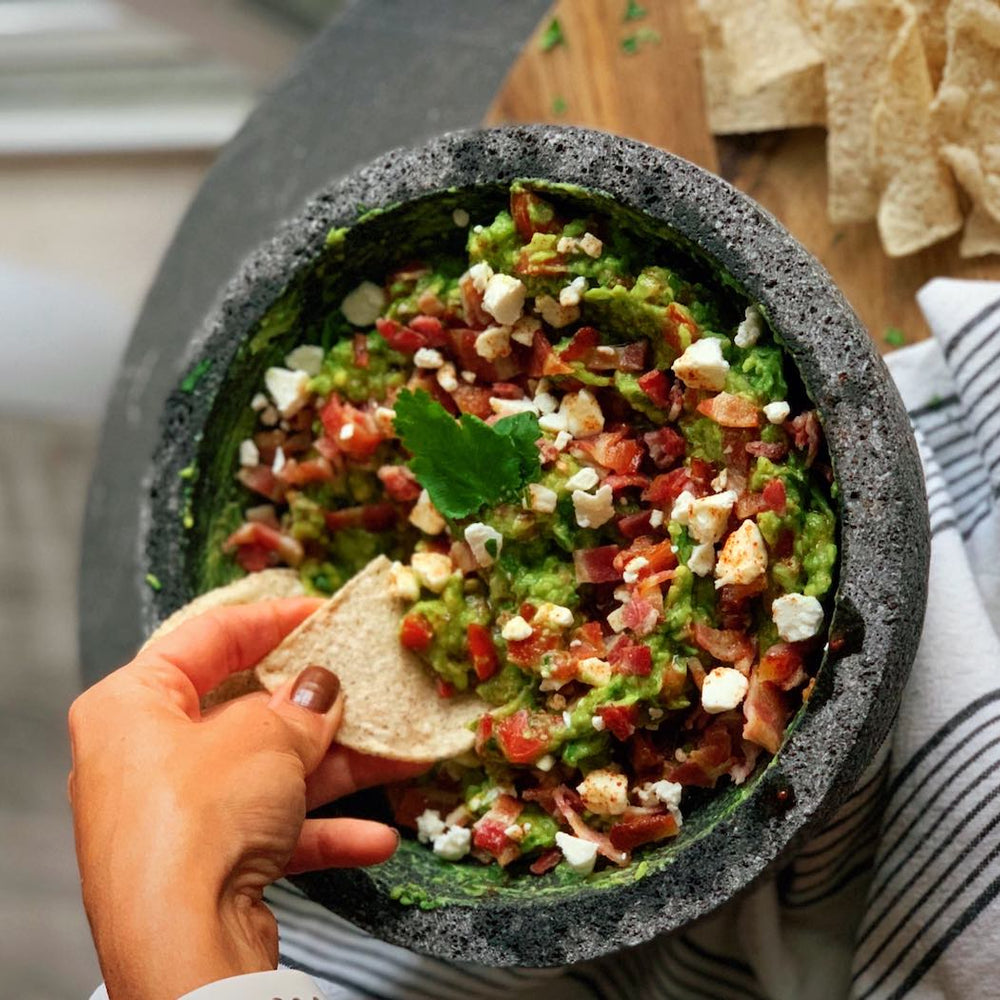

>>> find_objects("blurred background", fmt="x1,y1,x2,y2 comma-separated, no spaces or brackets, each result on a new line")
0,1,329,994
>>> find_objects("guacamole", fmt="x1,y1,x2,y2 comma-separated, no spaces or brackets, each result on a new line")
225,182,837,878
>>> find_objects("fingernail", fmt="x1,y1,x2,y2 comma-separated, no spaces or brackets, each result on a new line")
290,665,340,713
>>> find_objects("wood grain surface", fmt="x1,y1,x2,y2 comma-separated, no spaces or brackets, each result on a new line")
486,0,1000,349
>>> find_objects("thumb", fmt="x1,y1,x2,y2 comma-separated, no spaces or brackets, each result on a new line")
268,666,344,774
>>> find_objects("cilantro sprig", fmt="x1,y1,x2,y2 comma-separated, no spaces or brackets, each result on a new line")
393,390,541,520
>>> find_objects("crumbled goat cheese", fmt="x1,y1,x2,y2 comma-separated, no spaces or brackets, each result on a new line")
533,390,558,414
388,561,421,602
671,337,730,391
565,467,600,491
623,556,649,584
416,809,446,844
554,430,573,451
534,603,574,630
536,754,556,772
579,232,603,257
414,347,445,369
687,542,716,577
374,406,396,435
560,389,605,438
607,606,628,633
461,369,477,383
284,344,324,376
464,522,504,567
576,768,629,816
715,520,768,588
555,832,598,876
701,667,750,713
688,490,738,544
271,446,286,475
526,483,558,513
408,489,446,535
771,592,825,642
436,363,459,392
559,276,588,307
482,273,526,326
573,484,615,528
432,825,471,861
511,315,542,345
735,305,764,349
474,325,512,361
239,439,259,467
635,780,683,810
339,423,355,441
467,261,494,293
671,489,696,526
264,366,310,416
763,400,791,424
577,656,613,686
591,715,606,732
411,551,454,594
649,508,664,528
340,280,386,326
501,615,534,641
535,294,580,328
489,396,539,418
250,392,269,411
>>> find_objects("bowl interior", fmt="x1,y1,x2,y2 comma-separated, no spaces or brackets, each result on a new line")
183,179,829,908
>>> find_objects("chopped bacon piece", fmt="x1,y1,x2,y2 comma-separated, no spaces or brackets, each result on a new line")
574,545,622,584
790,410,821,468
666,719,738,787
758,642,808,690
459,275,492,329
617,511,655,539
631,731,667,779
735,492,769,520
691,621,755,665
528,329,573,377
773,528,795,560
615,537,677,576
742,672,791,754
377,464,421,501
607,636,653,676
717,578,767,631
560,326,601,362
523,783,582,817
324,503,397,532
596,704,640,740
575,429,645,475
448,383,493,418
530,847,563,875
237,465,285,502
449,540,478,574
746,440,789,461
278,458,335,486
467,623,499,682
224,521,303,567
604,474,650,492
352,333,370,368
622,595,659,636
698,392,761,428
762,477,787,514
495,710,561,764
374,317,424,354
636,369,673,409
609,812,679,851
400,613,434,652
233,543,273,572
643,426,686,469
583,342,648,373
643,459,713,507
409,314,448,345
553,786,628,866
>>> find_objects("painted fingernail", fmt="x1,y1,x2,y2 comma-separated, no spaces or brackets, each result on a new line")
291,665,340,713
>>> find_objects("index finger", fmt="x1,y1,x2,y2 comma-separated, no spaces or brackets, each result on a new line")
136,597,322,699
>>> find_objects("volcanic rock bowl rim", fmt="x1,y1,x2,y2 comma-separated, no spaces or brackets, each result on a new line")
140,125,928,967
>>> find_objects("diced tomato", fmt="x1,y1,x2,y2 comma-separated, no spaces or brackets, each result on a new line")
743,672,791,754
400,613,434,652
278,458,335,487
758,641,808,690
449,383,493,418
377,464,421,502
467,623,499,682
643,426,686,469
607,636,653,676
473,818,511,856
319,396,384,459
234,543,273,572
323,502,397,532
790,410,821,467
435,677,456,699
609,812,679,851
530,847,563,875
691,621,755,665
495,710,560,764
505,629,561,668
597,704,640,741
615,538,677,576
528,328,573,377
560,326,601,362
474,714,494,755
617,511,655,539
510,189,561,240
224,521,303,567
352,333,370,368
643,459,713,507
746,440,789,461
459,276,491,329
575,429,644,475
374,317,423,353
762,477,787,514
573,545,622,583
698,392,761,428
473,794,523,866
409,314,448,345
637,369,673,409
236,465,284,502
569,621,607,661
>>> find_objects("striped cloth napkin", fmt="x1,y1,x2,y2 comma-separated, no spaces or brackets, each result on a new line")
259,278,1000,1000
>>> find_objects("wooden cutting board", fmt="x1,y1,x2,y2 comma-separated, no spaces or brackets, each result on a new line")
486,0,1000,351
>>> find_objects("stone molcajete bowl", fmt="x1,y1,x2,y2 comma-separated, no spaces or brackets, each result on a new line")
142,126,929,967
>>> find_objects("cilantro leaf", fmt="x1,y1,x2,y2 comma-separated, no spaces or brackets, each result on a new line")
552,95,568,115
624,0,647,21
393,390,541,519
883,326,906,347
539,17,565,52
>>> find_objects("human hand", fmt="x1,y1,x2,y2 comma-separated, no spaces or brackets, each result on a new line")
68,598,426,1000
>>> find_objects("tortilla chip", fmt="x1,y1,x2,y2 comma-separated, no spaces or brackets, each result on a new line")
932,0,1000,226
143,568,307,708
696,0,826,133
255,556,483,761
960,204,1000,258
911,0,950,86
872,2,963,256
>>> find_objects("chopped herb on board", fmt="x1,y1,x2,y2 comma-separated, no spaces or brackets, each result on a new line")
145,573,162,591
624,0,647,21
180,359,212,392
552,95,568,115
884,326,907,347
621,28,661,54
539,17,565,52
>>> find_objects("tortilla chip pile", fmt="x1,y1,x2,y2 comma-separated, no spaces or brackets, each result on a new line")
691,0,1000,258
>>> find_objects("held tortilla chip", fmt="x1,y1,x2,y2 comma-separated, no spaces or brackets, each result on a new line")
255,556,483,761
872,1,963,256
142,568,306,707
932,0,1000,228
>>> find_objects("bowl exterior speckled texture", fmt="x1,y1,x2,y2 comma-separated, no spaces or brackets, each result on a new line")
142,126,929,966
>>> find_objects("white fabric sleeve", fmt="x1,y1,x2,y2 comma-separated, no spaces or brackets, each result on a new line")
89,969,325,1000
